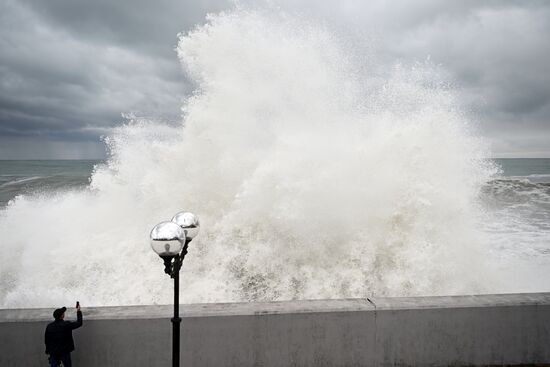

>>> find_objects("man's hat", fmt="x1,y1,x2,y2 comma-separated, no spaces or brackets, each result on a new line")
53,307,67,320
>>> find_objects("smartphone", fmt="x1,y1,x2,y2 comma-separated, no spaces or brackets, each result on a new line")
76,301,80,308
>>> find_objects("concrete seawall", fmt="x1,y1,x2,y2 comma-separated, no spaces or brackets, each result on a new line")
1,293,549,366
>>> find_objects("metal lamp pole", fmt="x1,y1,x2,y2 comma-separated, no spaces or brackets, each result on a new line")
151,212,200,367
160,238,189,367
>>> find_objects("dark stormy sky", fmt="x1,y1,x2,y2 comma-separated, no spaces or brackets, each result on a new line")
0,0,549,159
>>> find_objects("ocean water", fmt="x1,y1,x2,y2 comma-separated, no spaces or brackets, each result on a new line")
0,160,100,207
0,10,549,308
1,159,547,208
481,159,550,291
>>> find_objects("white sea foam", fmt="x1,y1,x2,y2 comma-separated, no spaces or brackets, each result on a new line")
0,176,45,188
0,10,537,308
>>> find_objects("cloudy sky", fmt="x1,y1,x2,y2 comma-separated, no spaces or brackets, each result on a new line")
0,0,549,159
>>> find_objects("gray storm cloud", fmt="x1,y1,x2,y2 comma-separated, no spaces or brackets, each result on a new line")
0,0,549,158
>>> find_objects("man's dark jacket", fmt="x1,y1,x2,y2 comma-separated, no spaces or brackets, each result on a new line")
44,311,83,356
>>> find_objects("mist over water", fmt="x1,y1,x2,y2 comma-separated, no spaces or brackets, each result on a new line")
0,10,542,308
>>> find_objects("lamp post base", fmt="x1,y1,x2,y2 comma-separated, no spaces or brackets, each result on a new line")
171,316,181,367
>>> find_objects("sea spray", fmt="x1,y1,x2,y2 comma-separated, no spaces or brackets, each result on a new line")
0,10,498,308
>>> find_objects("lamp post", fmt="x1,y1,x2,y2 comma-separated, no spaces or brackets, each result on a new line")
150,212,200,367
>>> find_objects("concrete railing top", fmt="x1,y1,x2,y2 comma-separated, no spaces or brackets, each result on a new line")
1,292,549,323
372,292,550,310
0,298,372,322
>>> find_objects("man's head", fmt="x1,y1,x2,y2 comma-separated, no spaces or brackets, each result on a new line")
53,307,66,320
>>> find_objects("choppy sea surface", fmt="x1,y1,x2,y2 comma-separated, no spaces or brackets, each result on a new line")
1,158,549,292
480,159,550,285
2,158,549,208
0,160,100,207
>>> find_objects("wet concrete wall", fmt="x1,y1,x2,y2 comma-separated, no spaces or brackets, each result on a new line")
0,293,549,366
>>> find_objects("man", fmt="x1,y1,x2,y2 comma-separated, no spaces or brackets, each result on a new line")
44,303,83,367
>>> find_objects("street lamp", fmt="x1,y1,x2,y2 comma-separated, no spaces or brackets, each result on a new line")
150,212,200,367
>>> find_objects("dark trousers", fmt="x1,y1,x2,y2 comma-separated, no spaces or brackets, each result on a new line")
49,353,71,367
